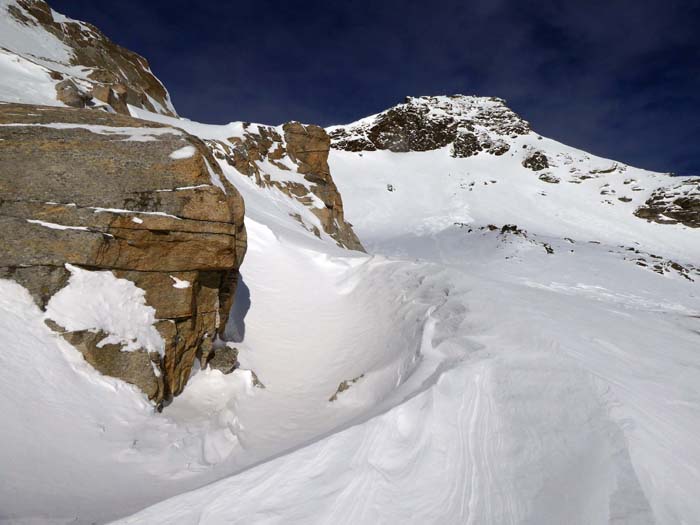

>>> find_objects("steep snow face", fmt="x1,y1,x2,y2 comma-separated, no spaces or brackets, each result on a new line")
0,0,176,115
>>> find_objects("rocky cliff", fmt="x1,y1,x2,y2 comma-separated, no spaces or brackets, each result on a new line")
208,121,364,251
0,103,246,406
0,0,176,116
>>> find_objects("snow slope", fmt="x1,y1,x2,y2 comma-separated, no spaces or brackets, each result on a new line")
1,92,699,524
112,105,700,524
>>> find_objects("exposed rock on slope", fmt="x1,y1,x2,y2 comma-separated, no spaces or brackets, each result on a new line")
0,0,176,116
522,150,550,171
634,178,700,228
208,121,364,251
328,95,528,156
329,94,700,234
0,103,246,405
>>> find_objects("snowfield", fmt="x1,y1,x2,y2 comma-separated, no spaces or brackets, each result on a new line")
1,92,699,524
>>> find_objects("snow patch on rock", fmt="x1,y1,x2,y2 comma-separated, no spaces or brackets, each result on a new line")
45,264,164,355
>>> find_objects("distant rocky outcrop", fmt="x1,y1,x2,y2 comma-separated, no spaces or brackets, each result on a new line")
634,178,700,228
522,151,550,171
328,95,528,157
0,103,246,406
209,122,364,251
2,0,176,116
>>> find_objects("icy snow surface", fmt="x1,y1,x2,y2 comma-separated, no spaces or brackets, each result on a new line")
1,103,699,525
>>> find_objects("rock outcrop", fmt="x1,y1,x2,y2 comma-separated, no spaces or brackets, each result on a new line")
0,103,246,405
2,0,176,116
328,95,528,157
209,122,364,251
634,178,700,227
522,151,550,171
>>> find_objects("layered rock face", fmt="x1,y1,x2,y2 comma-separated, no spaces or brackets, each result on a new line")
1,0,176,116
328,95,529,157
0,103,246,405
209,121,364,251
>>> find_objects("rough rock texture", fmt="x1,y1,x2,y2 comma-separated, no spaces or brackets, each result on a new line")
0,103,246,405
209,122,364,251
206,345,239,374
522,151,550,171
634,178,700,227
4,0,176,116
328,95,526,156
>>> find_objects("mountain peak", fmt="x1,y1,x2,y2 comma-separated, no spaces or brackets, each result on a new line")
328,94,529,155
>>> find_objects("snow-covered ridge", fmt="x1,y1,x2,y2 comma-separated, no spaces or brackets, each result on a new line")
0,0,176,115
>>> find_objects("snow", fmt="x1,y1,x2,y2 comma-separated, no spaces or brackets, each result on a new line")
45,264,165,355
0,49,64,107
0,1,74,63
26,219,88,231
1,98,699,525
169,145,197,159
170,276,191,289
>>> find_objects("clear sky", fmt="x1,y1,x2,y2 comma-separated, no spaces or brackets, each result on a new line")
51,0,700,175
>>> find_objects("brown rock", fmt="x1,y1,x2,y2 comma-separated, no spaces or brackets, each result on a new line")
59,327,165,402
10,0,176,116
206,346,239,374
55,79,90,108
0,103,247,404
209,122,364,251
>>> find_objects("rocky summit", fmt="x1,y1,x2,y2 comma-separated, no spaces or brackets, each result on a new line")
328,95,528,156
0,103,246,405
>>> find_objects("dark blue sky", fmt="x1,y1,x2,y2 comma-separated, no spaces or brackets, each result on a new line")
51,0,700,175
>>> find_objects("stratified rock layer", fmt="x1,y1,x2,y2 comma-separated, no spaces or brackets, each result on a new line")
0,103,246,404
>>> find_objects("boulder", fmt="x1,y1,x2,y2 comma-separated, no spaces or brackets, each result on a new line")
55,79,90,108
0,103,247,405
